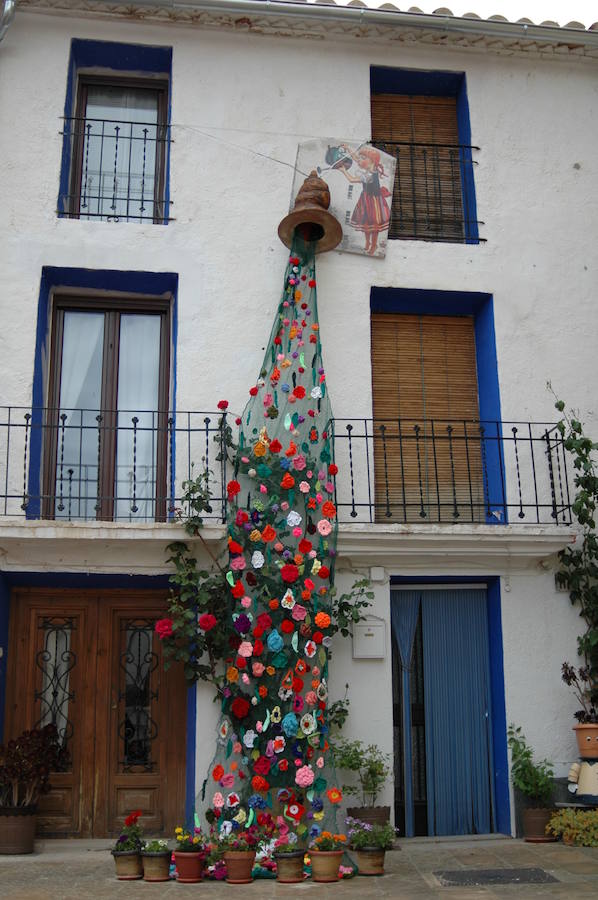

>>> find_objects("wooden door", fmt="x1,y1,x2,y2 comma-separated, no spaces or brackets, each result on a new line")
5,589,186,837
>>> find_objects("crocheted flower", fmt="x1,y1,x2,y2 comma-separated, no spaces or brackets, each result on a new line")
199,613,218,631
295,765,314,788
281,564,299,583
238,641,253,658
231,697,250,719
304,641,316,658
253,755,272,776
212,792,225,809
234,614,251,634
267,630,284,652
243,729,257,748
281,589,295,610
292,604,307,621
326,787,342,804
316,519,332,536
227,480,241,497
251,550,265,569
300,713,316,735
314,612,330,629
282,713,299,737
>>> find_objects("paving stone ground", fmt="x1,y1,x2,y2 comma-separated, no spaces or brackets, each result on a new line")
1,836,598,899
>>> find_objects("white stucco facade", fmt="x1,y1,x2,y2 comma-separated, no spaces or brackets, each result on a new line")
1,1,597,838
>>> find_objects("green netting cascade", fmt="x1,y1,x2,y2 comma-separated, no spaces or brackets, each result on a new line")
203,234,343,844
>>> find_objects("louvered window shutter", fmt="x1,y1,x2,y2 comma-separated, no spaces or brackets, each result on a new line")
371,94,465,242
371,314,485,522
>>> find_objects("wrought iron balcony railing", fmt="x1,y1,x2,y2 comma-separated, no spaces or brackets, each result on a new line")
372,140,483,243
0,407,226,523
59,117,172,223
0,410,572,527
329,418,572,525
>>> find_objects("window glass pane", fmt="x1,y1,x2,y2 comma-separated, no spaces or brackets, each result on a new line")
120,622,158,771
115,314,162,521
79,86,159,222
36,617,75,764
56,311,104,519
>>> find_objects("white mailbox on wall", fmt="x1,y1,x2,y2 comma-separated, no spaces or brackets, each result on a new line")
352,616,386,659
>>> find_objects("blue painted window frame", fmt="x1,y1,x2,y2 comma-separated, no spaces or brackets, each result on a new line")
370,287,505,523
58,39,173,223
370,66,479,244
390,575,510,836
28,267,178,519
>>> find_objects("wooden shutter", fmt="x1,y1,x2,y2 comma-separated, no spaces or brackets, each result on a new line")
371,313,485,522
371,95,464,241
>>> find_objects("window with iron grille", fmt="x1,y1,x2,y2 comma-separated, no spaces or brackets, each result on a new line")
58,40,172,224
370,67,481,244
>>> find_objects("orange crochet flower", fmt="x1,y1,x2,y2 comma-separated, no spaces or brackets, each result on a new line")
258,685,268,698
212,764,224,781
281,473,295,490
253,441,267,457
314,612,331,629
226,666,239,683
261,524,276,542
285,441,298,457
266,666,275,675
326,788,343,804
251,775,269,792
269,598,280,610
321,501,336,519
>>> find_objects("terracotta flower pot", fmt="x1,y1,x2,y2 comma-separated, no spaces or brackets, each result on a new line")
174,850,203,883
142,850,171,882
111,849,143,880
274,849,304,883
346,806,391,827
0,806,36,855
354,847,386,875
574,723,598,759
224,849,256,884
522,808,557,843
310,849,343,882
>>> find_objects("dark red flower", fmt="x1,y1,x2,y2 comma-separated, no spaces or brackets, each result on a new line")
249,386,259,396
328,464,338,476
253,755,271,776
253,626,264,639
318,566,330,579
292,676,304,693
124,810,142,827
217,400,229,411
236,417,242,425
230,697,250,719
269,439,282,454
256,612,272,630
278,759,289,772
246,572,258,587
253,639,264,656
199,613,218,631
308,279,316,288
281,619,295,634
281,564,299,584
313,631,323,644
231,581,245,599
298,539,312,554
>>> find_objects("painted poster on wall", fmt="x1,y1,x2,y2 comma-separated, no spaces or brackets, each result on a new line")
290,139,396,258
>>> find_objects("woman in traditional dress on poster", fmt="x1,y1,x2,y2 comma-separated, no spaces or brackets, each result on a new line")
338,144,391,255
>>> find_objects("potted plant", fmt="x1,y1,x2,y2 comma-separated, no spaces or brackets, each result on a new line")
308,831,347,882
111,810,144,879
561,663,598,758
507,725,555,842
141,838,171,882
547,808,598,846
272,838,305,884
218,822,272,884
346,816,396,876
333,739,391,826
0,723,68,855
174,825,207,883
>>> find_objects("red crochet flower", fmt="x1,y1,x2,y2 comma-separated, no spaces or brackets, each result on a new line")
281,620,295,634
292,386,306,399
154,618,173,640
277,759,289,772
313,631,323,644
230,697,250,719
318,566,330,579
256,612,272,630
328,464,338,476
253,639,264,656
281,473,295,490
251,775,270,792
249,386,259,396
198,613,218,631
298,539,312,554
217,400,229,411
292,676,304,693
212,764,224,781
253,756,271,776
231,581,245,599
228,539,244,554
269,439,282,454
261,524,276,542
227,480,241,497
281,564,299,584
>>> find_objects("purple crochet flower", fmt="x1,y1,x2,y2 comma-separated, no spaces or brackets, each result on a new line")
234,614,251,634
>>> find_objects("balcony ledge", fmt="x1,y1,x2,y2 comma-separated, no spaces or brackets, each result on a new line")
0,518,576,575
